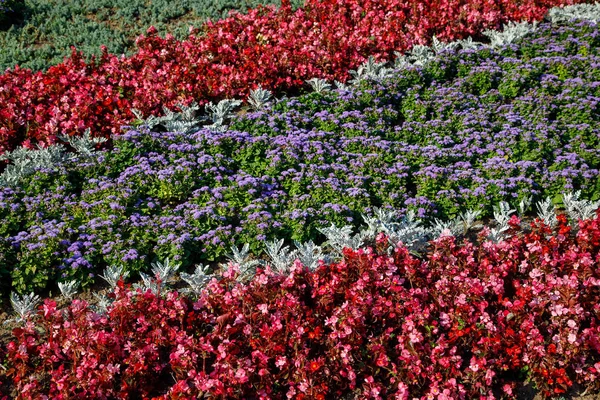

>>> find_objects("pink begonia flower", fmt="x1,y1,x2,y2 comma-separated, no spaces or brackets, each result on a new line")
275,356,287,368
395,382,409,400
235,368,249,383
258,303,269,314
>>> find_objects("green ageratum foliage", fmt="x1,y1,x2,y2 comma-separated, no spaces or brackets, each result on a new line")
0,0,304,72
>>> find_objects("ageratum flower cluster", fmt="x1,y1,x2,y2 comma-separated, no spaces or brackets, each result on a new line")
0,20,599,296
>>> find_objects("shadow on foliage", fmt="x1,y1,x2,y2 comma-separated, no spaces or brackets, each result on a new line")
0,0,28,31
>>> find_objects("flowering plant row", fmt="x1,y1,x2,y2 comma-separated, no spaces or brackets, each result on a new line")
0,0,304,73
0,19,598,296
0,0,590,153
2,210,600,399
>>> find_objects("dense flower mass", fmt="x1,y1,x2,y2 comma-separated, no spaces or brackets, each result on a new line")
0,0,590,153
2,211,600,398
0,20,598,296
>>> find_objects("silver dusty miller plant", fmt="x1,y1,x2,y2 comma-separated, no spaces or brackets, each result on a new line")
247,86,273,110
91,292,113,314
0,129,106,187
225,243,262,282
334,80,351,91
58,280,80,300
381,210,432,252
431,209,482,238
4,292,41,325
306,78,332,94
362,209,432,253
136,257,180,294
100,264,130,288
205,99,243,131
487,201,515,242
263,239,298,275
294,240,328,271
318,223,366,256
546,2,600,23
0,144,70,186
180,264,214,295
517,195,533,217
536,196,558,228
348,56,394,84
395,44,436,68
483,20,538,48
58,128,108,158
131,102,205,134
562,191,600,225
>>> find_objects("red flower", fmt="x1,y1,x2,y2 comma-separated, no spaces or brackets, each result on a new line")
308,360,321,373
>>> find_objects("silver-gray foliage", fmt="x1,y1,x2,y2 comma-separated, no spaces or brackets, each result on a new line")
247,86,273,110
546,2,600,23
518,196,533,217
100,264,130,288
386,214,432,252
483,20,538,48
226,243,262,282
131,102,205,134
145,257,180,284
294,240,327,271
134,258,180,295
431,36,460,54
306,78,332,93
58,128,108,158
264,239,297,275
349,56,394,84
0,128,109,187
180,264,214,294
494,201,516,228
205,99,243,131
430,209,482,238
8,292,40,323
455,36,485,51
487,201,515,242
318,223,366,255
334,80,351,91
58,280,80,300
562,191,600,223
91,292,113,314
455,209,483,233
394,44,436,69
0,143,71,187
536,197,558,228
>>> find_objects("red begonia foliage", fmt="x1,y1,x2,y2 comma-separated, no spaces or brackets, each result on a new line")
2,210,600,399
0,0,589,154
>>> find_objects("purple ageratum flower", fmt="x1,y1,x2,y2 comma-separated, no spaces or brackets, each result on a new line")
121,249,139,262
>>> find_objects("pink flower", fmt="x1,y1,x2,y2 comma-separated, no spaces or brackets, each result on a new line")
257,303,269,314
275,356,287,368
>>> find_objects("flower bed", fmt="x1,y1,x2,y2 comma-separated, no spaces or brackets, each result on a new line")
0,0,590,153
1,19,598,296
2,211,600,398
